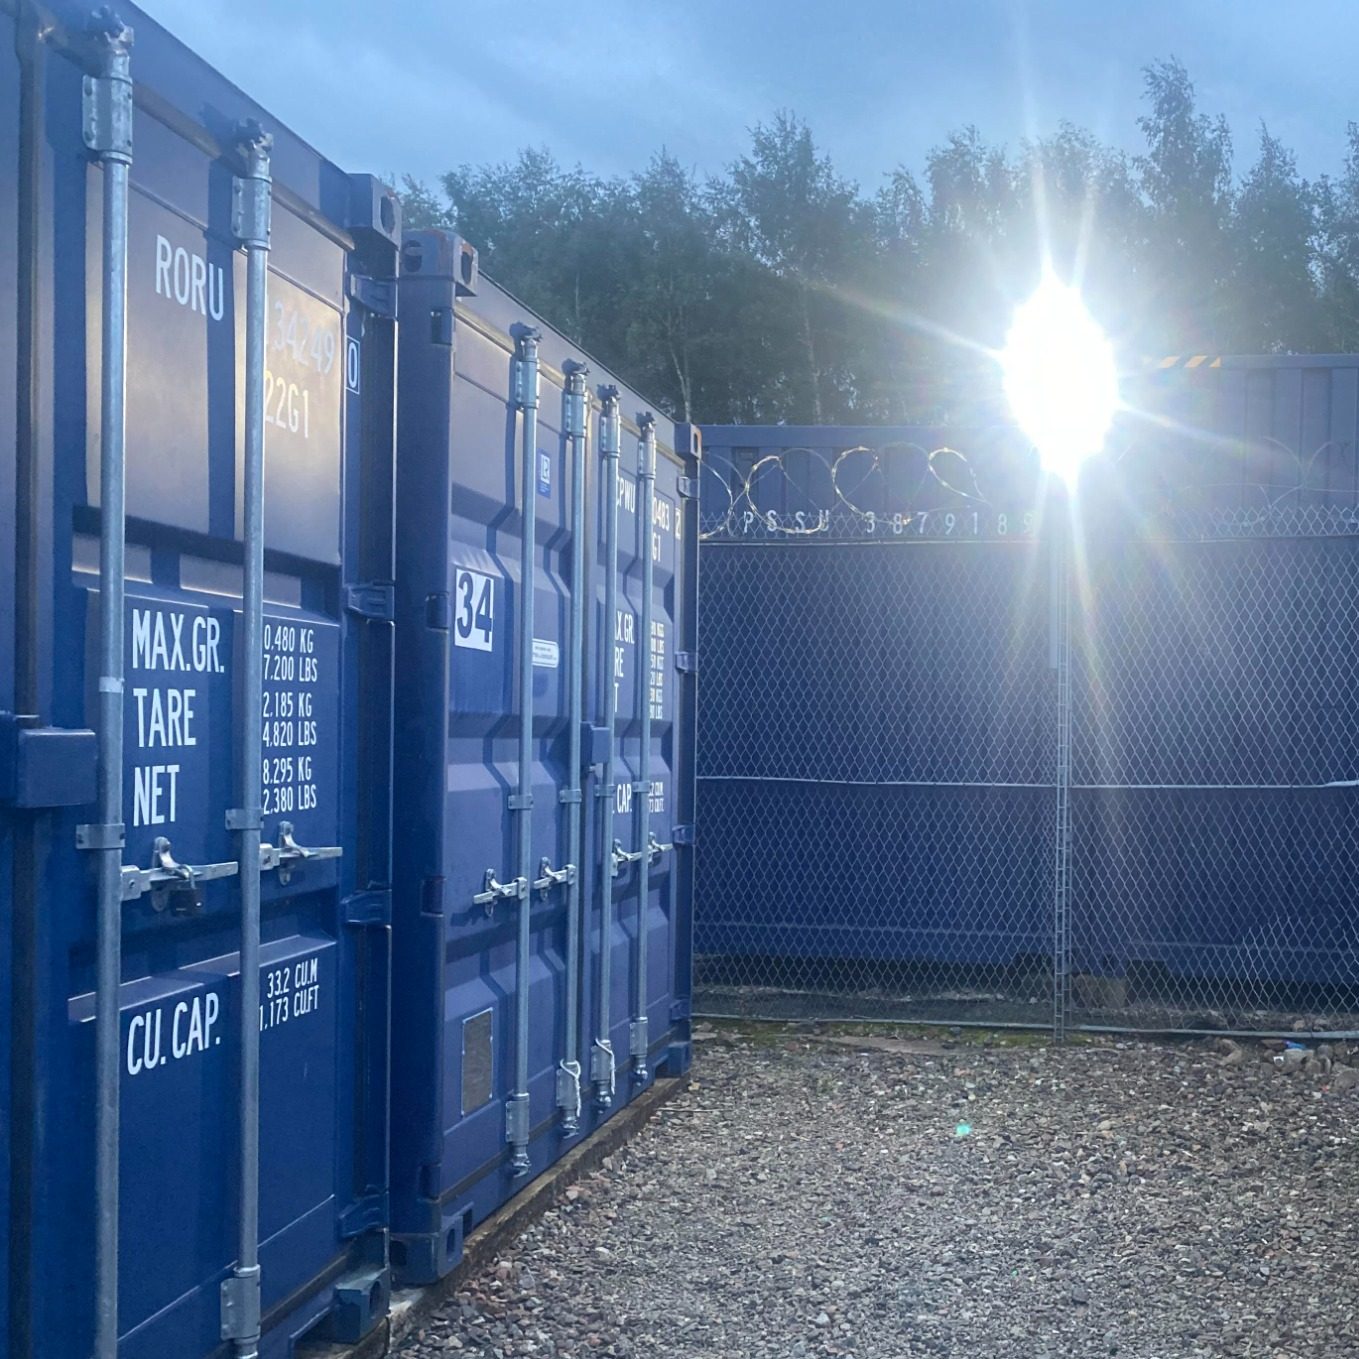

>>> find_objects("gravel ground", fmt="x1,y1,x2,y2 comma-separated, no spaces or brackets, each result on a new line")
399,1028,1359,1359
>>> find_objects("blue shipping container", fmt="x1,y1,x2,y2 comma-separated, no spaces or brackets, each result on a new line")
0,3,398,1353
390,232,698,1282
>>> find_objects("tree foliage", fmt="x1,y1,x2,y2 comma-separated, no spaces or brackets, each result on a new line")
402,61,1349,424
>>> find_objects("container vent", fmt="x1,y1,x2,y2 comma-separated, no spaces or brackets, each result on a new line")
460,1009,493,1114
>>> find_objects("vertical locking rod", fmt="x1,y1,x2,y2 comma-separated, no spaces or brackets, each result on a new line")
225,121,272,1359
82,12,134,1357
558,363,589,1133
507,329,541,1174
630,415,657,1084
591,390,622,1108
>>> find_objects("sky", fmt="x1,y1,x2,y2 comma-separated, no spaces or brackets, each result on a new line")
138,0,1359,196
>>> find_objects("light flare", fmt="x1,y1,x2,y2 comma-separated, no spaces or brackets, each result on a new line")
1002,273,1119,483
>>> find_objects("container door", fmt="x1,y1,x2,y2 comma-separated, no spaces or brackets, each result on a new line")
8,8,397,1354
602,427,693,1084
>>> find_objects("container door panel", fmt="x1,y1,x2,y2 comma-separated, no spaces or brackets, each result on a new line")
643,462,684,1053
606,460,641,1065
10,7,397,1354
439,319,573,1194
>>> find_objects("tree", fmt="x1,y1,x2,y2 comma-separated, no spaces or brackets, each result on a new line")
423,149,619,347
1136,58,1235,352
861,169,929,421
914,128,1017,423
720,114,868,423
1315,125,1359,351
1230,125,1317,352
397,176,450,230
396,59,1342,426
621,153,722,423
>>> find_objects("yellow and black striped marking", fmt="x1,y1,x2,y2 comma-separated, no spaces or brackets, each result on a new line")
1156,355,1223,369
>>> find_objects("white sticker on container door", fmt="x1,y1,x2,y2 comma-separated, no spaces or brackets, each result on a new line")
453,569,495,651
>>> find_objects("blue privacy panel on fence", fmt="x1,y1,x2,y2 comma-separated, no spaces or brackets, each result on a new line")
696,779,1054,967
1,5,397,1353
1070,787,1359,987
697,424,1052,980
1068,359,1359,996
698,379,1359,1007
698,540,1052,786
389,234,697,1284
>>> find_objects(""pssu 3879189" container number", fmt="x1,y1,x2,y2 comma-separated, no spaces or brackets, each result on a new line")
733,508,1039,538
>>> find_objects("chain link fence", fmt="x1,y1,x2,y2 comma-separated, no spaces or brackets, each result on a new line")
1068,503,1359,1033
694,427,1359,1037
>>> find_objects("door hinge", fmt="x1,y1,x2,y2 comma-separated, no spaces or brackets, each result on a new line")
348,273,398,320
339,1190,389,1238
220,1269,261,1343
426,592,451,630
80,14,133,161
677,476,699,500
671,823,696,847
345,582,395,621
343,889,392,926
429,307,456,347
675,651,696,675
670,997,692,1022
586,724,611,766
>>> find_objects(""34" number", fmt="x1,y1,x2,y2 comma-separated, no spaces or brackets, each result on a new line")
454,569,494,651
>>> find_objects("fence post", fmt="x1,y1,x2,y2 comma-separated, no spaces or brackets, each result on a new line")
1048,498,1074,1043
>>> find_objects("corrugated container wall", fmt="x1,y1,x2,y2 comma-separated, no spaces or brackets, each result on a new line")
389,232,698,1282
0,3,398,1353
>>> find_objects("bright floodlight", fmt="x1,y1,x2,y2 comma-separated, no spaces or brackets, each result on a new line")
1001,274,1118,482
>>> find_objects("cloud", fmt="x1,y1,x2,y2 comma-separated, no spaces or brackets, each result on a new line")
138,0,765,184
137,0,1359,194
